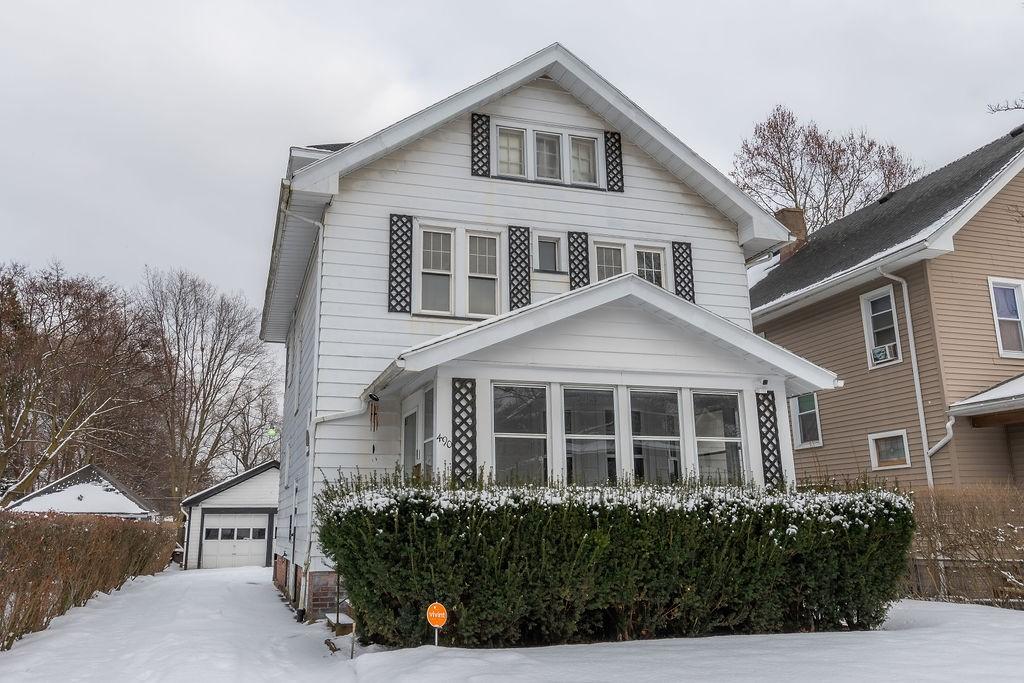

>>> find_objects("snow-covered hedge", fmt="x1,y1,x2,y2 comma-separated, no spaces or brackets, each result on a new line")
316,481,914,648
0,512,175,650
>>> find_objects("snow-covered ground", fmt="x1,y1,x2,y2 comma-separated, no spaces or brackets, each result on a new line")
2,566,1022,682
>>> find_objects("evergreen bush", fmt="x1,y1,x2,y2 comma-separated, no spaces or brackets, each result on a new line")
316,480,913,648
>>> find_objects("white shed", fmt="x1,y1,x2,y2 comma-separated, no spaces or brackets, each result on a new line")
181,461,279,570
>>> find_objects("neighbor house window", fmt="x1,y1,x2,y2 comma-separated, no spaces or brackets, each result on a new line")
493,384,548,484
860,285,901,368
630,390,681,483
635,248,665,287
468,235,498,316
538,237,560,271
570,136,598,184
535,132,563,180
989,278,1024,356
789,393,822,448
421,230,453,313
564,388,616,484
692,393,744,484
868,430,911,470
497,127,526,177
595,245,624,281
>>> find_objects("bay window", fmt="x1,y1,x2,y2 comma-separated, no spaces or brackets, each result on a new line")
692,393,744,484
564,388,617,484
421,230,452,313
630,391,681,483
493,385,547,484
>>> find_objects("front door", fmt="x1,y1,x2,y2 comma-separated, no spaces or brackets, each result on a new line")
403,411,418,478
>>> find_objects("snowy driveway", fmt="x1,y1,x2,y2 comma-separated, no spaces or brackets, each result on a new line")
2,566,1023,682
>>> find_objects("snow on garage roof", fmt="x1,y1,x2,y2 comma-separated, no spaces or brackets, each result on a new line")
7,464,153,518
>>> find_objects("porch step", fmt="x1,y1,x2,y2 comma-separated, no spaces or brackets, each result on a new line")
326,611,354,636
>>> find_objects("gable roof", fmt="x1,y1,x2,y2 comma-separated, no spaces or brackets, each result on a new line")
7,464,153,517
365,273,839,397
180,460,280,508
750,124,1024,320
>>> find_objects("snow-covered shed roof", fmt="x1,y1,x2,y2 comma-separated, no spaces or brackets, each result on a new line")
180,460,280,508
949,372,1024,417
364,273,840,398
750,124,1024,322
6,464,154,518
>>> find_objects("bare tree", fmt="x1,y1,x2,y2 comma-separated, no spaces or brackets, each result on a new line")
0,264,152,506
731,105,922,233
224,386,281,475
139,269,277,518
988,98,1024,114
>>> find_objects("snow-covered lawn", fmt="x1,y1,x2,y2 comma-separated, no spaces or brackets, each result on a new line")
2,566,1022,682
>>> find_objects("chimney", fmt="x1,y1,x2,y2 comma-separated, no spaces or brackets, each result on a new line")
775,208,807,262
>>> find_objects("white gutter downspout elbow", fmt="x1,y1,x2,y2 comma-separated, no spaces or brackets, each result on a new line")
878,268,949,490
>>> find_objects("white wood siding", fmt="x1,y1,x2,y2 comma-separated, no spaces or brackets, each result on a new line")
184,468,279,569
298,78,753,571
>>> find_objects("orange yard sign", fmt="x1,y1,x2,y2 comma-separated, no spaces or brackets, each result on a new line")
426,602,448,628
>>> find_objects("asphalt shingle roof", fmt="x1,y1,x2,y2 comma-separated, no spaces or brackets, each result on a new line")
750,124,1024,310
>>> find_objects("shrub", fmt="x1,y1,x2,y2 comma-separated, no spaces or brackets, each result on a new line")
316,480,914,648
0,512,176,650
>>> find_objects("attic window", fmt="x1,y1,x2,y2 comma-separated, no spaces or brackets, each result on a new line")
491,118,606,188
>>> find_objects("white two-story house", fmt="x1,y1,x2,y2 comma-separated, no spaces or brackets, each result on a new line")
259,44,838,618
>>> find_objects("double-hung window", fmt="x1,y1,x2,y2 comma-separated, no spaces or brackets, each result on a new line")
497,127,526,177
535,132,563,181
860,285,901,368
635,248,665,287
595,245,624,281
989,278,1024,356
421,230,453,313
692,393,744,484
564,388,617,484
468,235,498,315
789,393,821,448
570,136,598,185
493,385,547,484
630,390,681,483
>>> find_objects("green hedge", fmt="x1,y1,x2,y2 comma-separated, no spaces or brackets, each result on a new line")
316,482,914,648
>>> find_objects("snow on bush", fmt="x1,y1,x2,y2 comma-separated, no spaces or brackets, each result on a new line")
317,480,914,648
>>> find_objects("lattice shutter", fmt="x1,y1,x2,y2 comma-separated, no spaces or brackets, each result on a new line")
568,231,591,290
672,241,695,303
451,378,478,485
471,113,491,177
508,226,532,310
756,391,785,488
387,214,414,313
604,131,624,192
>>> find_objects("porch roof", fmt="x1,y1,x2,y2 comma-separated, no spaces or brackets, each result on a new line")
949,373,1024,417
363,273,841,399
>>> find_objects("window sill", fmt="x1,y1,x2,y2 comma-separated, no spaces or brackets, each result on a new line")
871,462,912,471
490,174,608,192
868,358,903,370
996,350,1024,359
794,442,822,450
533,268,568,275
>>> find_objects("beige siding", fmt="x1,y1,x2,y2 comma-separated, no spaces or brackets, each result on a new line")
757,263,953,488
1008,425,1024,480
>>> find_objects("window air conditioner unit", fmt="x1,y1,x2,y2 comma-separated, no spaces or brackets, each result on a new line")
871,343,898,364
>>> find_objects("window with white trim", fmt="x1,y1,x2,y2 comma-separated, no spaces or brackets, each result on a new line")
535,132,563,181
468,234,498,316
860,285,902,368
692,392,744,484
630,390,681,483
989,278,1024,356
868,430,911,470
497,127,526,177
595,245,624,281
493,384,547,484
635,248,665,287
420,230,453,313
491,119,606,188
564,387,617,484
537,236,560,271
570,136,598,185
789,393,821,448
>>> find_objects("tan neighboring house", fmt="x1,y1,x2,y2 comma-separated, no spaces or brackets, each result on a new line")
750,123,1024,489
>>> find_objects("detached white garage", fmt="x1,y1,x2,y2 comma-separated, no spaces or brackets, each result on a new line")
181,461,279,570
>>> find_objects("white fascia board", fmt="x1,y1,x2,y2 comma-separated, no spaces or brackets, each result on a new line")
948,396,1024,417
392,274,838,392
288,43,787,248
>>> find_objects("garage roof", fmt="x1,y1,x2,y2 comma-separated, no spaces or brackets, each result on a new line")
181,461,280,508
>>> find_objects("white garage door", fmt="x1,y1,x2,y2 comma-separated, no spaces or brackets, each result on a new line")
201,513,269,569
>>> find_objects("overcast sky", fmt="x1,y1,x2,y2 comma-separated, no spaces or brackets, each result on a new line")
2,1,1022,306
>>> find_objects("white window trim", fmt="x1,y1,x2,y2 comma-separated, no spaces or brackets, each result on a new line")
859,284,903,369
987,276,1024,359
492,383,550,484
413,221,505,318
789,393,822,449
588,236,674,291
489,116,607,189
634,246,667,288
569,134,601,187
868,429,911,470
495,125,527,178
532,230,568,273
593,242,626,282
627,388,684,484
562,385,619,485
467,231,500,318
691,390,747,483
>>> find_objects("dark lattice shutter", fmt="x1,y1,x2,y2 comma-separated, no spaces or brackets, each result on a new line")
451,378,477,485
672,241,695,303
471,113,490,177
568,231,590,290
508,226,531,310
604,131,624,192
387,214,413,313
756,391,785,488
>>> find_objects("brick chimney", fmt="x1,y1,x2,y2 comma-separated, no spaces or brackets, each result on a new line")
774,208,808,262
